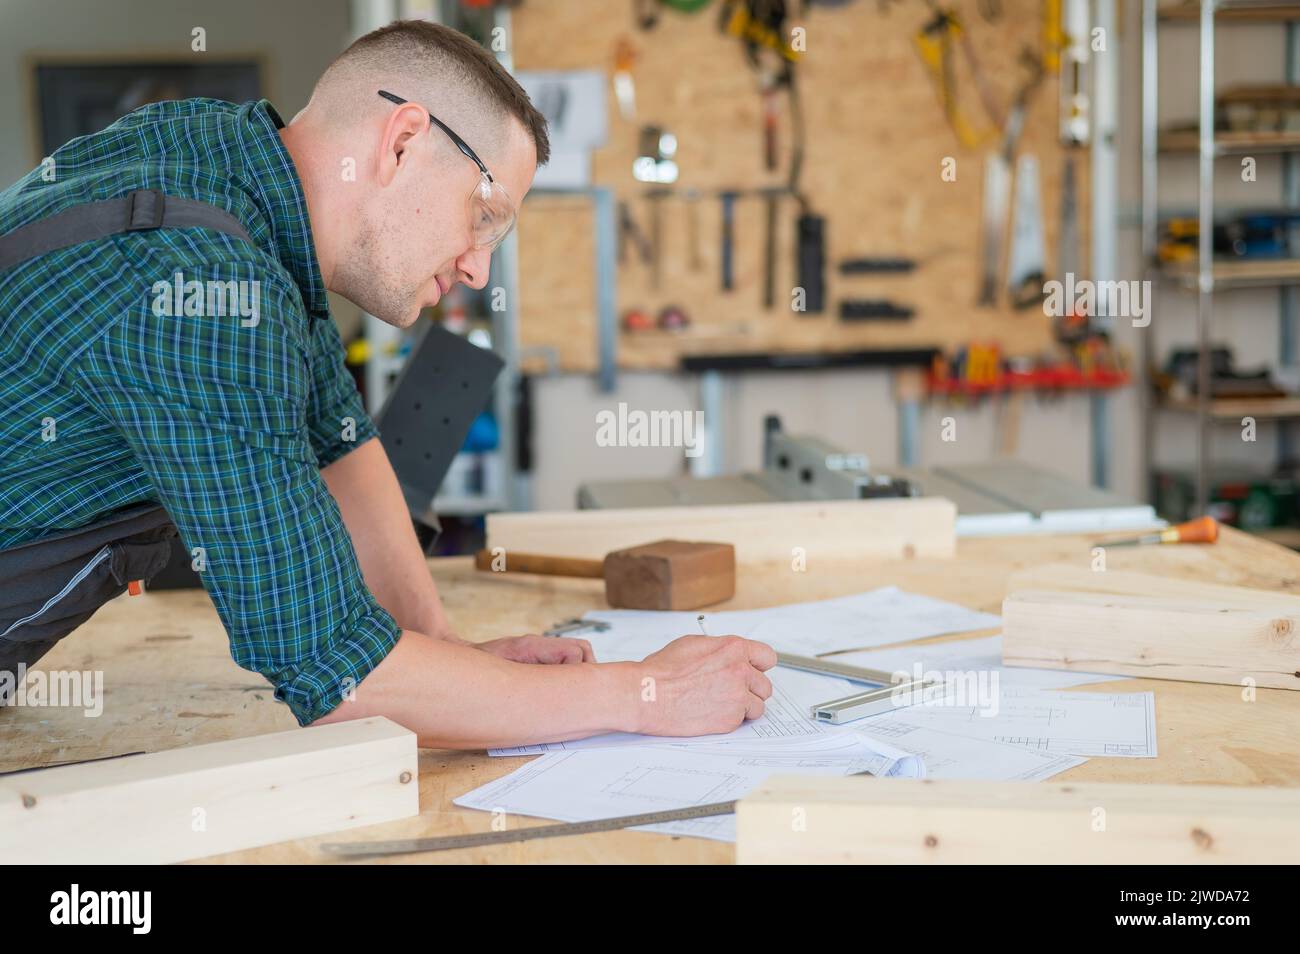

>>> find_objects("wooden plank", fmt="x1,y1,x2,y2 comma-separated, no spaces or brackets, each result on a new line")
0,717,419,864
486,497,957,564
1008,563,1300,610
1002,589,1300,690
737,775,1300,864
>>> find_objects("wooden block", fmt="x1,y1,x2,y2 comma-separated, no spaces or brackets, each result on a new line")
0,717,419,864
486,497,956,565
1008,563,1300,610
604,540,735,610
737,775,1300,864
1002,589,1300,690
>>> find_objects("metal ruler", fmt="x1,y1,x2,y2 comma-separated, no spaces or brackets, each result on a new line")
777,652,896,685
320,801,736,859
777,652,944,725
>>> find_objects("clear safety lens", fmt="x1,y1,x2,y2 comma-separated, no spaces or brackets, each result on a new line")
471,174,515,251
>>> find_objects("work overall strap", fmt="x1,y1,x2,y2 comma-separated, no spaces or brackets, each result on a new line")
0,188,252,272
0,189,256,695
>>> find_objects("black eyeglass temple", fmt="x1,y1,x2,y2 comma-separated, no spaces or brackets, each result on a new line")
377,90,492,181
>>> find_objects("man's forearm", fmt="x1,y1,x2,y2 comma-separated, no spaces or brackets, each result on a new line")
321,437,457,639
311,630,642,749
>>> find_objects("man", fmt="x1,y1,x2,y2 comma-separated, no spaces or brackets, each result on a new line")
0,21,775,748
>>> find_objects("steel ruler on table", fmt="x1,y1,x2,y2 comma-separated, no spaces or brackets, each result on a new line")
320,801,737,858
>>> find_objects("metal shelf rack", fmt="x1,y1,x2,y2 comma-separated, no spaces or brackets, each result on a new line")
1140,0,1300,514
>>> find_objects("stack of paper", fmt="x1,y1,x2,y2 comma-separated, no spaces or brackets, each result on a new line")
454,588,1158,843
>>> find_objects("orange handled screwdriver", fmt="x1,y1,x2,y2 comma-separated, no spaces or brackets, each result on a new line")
1098,516,1219,548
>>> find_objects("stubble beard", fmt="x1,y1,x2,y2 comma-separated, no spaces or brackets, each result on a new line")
335,213,424,328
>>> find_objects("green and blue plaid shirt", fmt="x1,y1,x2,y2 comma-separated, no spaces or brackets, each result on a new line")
0,99,400,725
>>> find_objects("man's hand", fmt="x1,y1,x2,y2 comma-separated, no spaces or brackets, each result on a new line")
632,635,777,737
477,634,596,665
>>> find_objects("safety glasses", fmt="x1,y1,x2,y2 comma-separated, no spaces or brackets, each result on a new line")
378,90,516,251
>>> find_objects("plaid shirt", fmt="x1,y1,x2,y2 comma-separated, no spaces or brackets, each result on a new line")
0,99,400,725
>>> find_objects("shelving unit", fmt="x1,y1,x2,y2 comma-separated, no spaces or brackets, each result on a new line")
1159,256,1300,286
1140,0,1300,517
1158,395,1300,417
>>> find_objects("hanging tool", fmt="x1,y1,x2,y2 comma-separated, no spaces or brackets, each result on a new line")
720,0,804,189
761,187,782,309
1058,0,1091,146
762,78,782,171
839,257,917,274
684,189,703,272
719,1,801,71
617,200,652,267
720,190,739,291
796,207,826,314
657,303,691,330
977,48,1045,307
321,802,738,859
644,188,672,290
621,307,654,332
1006,153,1047,309
612,37,637,121
1042,0,1065,71
1097,517,1219,549
977,155,1011,306
913,8,1001,149
1054,155,1088,342
634,125,679,184
838,299,915,321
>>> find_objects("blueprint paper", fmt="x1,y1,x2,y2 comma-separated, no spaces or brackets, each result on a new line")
458,733,918,844
575,586,1001,662
861,685,1158,758
460,727,1082,843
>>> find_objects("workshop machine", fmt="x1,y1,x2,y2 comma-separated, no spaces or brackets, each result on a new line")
579,415,1157,537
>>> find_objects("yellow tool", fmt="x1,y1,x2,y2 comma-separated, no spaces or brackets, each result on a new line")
914,9,998,149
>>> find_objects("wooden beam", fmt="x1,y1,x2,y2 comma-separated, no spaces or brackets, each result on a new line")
1008,563,1300,610
0,717,419,864
737,775,1300,864
1002,589,1300,690
486,497,956,564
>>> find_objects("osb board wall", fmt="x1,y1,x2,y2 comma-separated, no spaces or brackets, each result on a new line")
512,0,1089,373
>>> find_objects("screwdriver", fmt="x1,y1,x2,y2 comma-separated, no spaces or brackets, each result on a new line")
1097,516,1219,548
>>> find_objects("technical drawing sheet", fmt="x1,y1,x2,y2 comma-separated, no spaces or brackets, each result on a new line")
860,686,1158,758
458,729,1083,843
576,586,1001,661
459,733,917,843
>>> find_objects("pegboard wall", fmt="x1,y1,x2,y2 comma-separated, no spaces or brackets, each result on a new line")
511,0,1090,372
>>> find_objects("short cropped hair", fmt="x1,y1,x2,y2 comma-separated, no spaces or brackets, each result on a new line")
327,19,550,166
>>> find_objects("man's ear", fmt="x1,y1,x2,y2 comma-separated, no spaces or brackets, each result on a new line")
377,103,428,188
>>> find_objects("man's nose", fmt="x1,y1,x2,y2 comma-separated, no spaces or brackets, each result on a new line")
457,247,492,290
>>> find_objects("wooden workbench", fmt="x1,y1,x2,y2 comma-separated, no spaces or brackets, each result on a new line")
3,526,1299,864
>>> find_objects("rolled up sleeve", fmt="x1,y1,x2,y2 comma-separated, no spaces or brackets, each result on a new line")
75,265,399,725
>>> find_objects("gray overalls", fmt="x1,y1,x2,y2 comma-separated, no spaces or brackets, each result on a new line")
0,190,251,698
